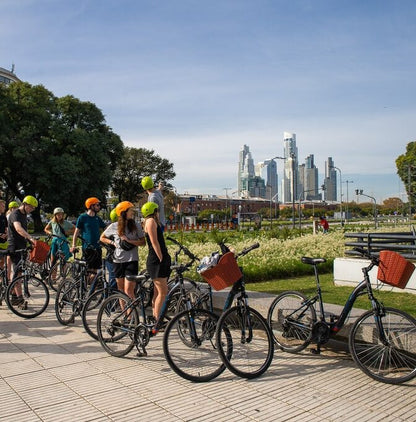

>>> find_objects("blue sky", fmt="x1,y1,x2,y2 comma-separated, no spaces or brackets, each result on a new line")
1,0,415,202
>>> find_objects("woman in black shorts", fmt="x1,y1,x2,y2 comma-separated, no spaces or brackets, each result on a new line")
100,201,145,300
141,202,171,321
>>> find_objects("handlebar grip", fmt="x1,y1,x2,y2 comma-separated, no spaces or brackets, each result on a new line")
166,236,179,245
240,242,260,256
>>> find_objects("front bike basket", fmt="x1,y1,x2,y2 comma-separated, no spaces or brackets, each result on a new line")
377,250,415,289
200,252,242,291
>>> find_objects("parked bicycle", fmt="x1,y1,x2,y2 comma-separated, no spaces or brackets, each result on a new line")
163,242,274,382
267,247,416,384
4,245,50,318
96,238,203,358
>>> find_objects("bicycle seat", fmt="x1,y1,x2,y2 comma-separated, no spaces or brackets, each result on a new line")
301,257,326,265
126,274,149,285
0,250,9,257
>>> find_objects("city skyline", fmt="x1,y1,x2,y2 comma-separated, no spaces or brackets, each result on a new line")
1,1,413,202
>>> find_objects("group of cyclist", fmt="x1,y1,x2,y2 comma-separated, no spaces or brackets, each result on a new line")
1,176,172,323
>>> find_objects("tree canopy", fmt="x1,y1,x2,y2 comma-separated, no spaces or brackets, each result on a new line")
111,147,176,202
0,82,124,229
396,141,416,212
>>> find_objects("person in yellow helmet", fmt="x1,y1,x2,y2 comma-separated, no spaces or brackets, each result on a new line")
141,176,166,232
0,200,7,251
7,196,38,306
100,201,145,300
141,202,171,329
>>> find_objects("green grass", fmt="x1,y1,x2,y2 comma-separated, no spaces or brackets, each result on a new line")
246,273,416,318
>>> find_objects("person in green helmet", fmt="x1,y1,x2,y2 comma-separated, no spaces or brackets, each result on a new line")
141,176,166,232
141,201,171,330
7,195,38,306
0,200,7,251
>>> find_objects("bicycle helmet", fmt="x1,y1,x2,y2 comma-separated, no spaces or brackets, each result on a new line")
141,176,154,190
85,197,101,209
141,202,158,218
110,208,118,222
115,201,134,216
53,207,65,215
23,195,38,208
8,201,19,209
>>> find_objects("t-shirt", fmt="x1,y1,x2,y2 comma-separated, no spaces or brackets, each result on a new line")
76,213,107,249
7,209,28,251
102,222,144,263
148,189,166,225
49,220,73,239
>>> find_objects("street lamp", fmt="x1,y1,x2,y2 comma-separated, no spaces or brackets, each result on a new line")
355,189,377,228
344,180,354,223
269,192,279,229
223,187,231,224
330,165,343,226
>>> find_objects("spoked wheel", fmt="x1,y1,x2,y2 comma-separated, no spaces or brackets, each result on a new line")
267,291,316,352
216,305,274,379
97,292,139,357
47,260,71,292
163,308,227,382
6,276,50,319
82,287,118,340
349,307,416,384
55,278,79,325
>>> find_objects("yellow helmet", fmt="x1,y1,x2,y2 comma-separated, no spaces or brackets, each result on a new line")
141,202,158,218
23,195,38,207
141,176,154,190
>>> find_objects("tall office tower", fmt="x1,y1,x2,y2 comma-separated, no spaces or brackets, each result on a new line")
282,132,298,203
238,145,255,197
255,159,278,200
324,157,337,201
303,154,319,200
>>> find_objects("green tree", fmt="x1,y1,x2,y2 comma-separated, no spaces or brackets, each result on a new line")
396,142,416,212
0,82,124,230
111,147,175,202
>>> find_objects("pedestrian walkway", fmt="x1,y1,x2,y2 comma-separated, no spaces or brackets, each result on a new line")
0,302,415,421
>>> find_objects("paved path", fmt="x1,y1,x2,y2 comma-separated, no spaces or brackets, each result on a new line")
1,300,415,422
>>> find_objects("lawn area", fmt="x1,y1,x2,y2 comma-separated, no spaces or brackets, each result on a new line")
246,273,416,318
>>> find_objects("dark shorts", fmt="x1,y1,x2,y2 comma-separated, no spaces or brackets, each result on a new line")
83,247,102,270
146,254,171,279
113,261,138,279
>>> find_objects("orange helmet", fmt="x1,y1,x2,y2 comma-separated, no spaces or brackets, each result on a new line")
85,197,101,209
115,201,134,216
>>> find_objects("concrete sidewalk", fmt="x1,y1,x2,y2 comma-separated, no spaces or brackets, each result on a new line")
0,300,415,422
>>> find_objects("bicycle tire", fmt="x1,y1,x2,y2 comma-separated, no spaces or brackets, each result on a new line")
6,275,50,319
349,307,416,384
97,292,139,357
47,259,71,292
216,306,274,379
163,308,227,382
267,291,316,352
55,278,79,325
81,287,119,340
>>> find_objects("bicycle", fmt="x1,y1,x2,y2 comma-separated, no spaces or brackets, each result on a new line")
44,235,73,291
267,247,416,384
163,242,274,381
4,245,50,318
54,241,105,325
96,239,208,361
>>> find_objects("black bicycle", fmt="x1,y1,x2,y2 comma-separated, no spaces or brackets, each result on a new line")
267,247,416,384
164,242,274,381
4,246,50,318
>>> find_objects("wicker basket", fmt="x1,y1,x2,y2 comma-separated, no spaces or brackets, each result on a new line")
200,252,243,291
377,250,415,289
29,240,51,264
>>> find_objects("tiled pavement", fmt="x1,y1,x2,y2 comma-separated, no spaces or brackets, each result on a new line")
1,298,415,422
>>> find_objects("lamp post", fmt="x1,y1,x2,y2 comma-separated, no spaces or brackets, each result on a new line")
269,192,279,229
344,180,354,223
223,187,231,225
330,165,343,226
356,189,377,228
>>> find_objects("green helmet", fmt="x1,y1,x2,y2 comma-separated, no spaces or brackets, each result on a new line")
110,208,118,222
8,201,19,209
141,176,154,190
141,202,158,218
23,195,38,208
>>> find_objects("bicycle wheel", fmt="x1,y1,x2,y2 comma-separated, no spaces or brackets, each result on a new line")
216,306,274,379
97,292,139,357
267,291,316,352
6,275,50,319
55,278,79,325
163,308,227,382
81,287,117,340
349,307,416,384
47,260,71,292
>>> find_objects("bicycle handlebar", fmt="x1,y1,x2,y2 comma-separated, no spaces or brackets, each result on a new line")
166,236,199,262
237,242,260,258
353,247,379,265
